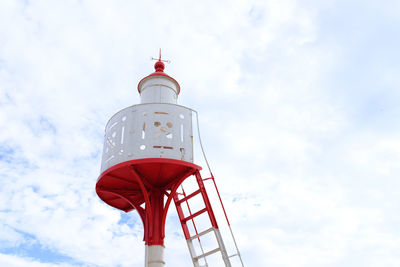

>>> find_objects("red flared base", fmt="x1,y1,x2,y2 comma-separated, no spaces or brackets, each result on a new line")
96,158,201,212
96,158,201,245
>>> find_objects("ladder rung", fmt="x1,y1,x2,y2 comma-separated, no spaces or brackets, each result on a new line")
188,227,214,241
176,189,201,205
194,247,221,260
228,253,238,258
182,207,207,222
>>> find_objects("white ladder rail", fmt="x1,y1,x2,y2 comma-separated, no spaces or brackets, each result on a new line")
192,109,245,266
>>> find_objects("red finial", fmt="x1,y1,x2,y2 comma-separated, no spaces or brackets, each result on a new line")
152,49,170,72
154,61,165,72
139,50,180,94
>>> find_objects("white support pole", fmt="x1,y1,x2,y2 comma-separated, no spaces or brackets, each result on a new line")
145,245,165,267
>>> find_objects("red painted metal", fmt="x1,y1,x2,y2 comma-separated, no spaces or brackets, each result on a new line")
181,186,203,243
182,208,208,223
173,171,220,241
195,172,219,229
137,51,181,94
194,173,232,226
96,158,201,245
209,173,231,226
175,189,201,205
173,193,191,239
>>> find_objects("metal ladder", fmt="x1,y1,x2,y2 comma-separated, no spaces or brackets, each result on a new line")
173,171,244,267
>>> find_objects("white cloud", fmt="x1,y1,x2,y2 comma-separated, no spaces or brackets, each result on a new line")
0,253,76,267
0,0,400,266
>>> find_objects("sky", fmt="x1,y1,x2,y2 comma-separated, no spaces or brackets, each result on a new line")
0,0,400,266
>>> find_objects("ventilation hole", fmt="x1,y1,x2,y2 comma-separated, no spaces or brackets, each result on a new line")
180,124,184,142
121,126,125,144
179,114,184,119
154,121,161,127
142,122,146,139
140,145,146,150
166,122,173,128
106,155,114,163
153,145,173,149
155,111,168,115
180,148,185,160
160,127,167,132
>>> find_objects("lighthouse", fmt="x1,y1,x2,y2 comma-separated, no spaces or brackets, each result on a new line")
96,51,243,267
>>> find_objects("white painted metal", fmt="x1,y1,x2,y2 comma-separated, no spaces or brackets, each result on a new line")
188,227,215,241
186,238,201,267
214,228,232,267
192,111,245,266
186,227,232,267
139,76,179,104
145,245,165,267
228,225,245,266
100,103,193,173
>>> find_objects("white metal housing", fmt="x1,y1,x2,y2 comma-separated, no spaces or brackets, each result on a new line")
101,103,193,173
139,76,179,104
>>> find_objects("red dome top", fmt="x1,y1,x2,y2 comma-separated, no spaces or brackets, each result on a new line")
137,56,181,94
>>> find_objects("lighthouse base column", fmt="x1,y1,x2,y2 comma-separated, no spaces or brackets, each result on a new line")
145,245,165,267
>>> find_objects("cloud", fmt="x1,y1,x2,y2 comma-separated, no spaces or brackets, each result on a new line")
0,252,81,267
0,0,400,266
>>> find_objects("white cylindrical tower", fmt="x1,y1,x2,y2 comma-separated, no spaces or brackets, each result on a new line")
97,54,243,267
96,55,202,267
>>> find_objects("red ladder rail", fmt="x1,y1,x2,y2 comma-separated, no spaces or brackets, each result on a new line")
173,171,232,267
174,185,209,266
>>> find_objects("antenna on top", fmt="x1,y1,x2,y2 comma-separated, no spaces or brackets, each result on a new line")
151,48,171,63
